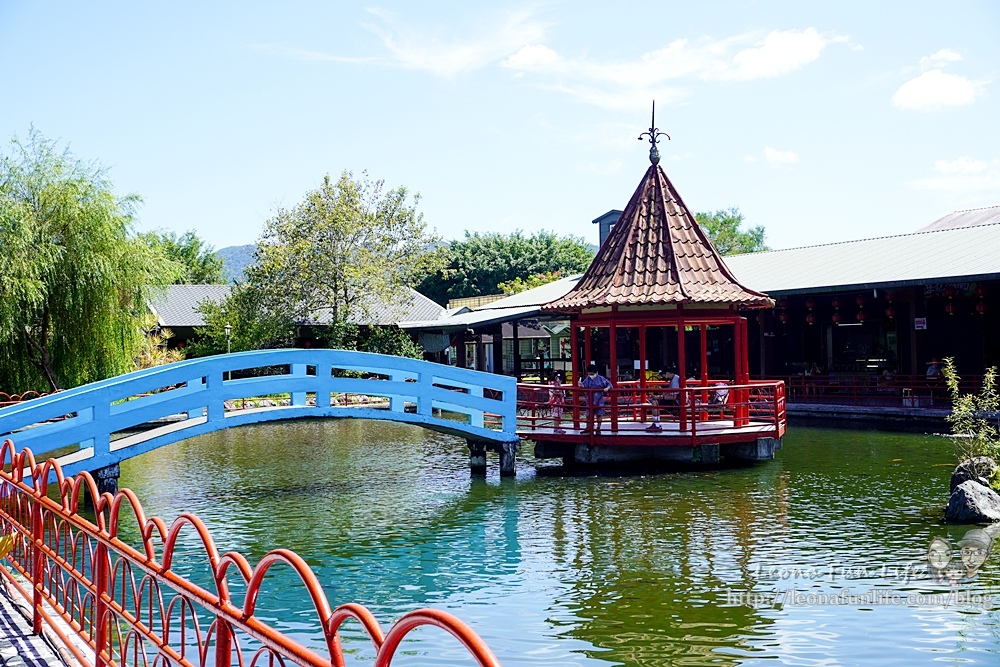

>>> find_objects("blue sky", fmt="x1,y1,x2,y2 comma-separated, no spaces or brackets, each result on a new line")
2,2,998,252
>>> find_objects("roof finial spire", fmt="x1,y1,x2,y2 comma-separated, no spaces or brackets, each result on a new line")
637,100,670,165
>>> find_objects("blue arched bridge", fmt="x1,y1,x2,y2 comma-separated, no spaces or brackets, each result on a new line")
0,349,520,483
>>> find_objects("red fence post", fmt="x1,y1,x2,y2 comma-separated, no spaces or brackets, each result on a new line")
94,540,109,667
30,488,43,634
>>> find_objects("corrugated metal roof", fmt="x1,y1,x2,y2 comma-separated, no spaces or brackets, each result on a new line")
725,222,1000,294
399,305,541,331
544,164,772,311
477,275,582,309
150,284,445,328
917,205,1000,232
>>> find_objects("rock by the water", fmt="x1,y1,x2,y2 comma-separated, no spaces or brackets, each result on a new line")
951,457,999,493
946,480,1000,524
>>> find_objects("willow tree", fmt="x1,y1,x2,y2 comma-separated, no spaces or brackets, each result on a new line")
0,130,178,392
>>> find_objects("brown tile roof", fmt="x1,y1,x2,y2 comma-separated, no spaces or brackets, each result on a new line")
543,164,772,311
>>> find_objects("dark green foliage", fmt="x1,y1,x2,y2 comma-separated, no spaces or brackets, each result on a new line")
139,229,225,284
416,230,594,305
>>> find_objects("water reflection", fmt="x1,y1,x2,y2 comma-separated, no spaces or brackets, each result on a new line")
119,421,1000,666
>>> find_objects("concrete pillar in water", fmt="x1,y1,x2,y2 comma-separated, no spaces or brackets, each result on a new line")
468,442,487,476
499,442,517,477
85,462,120,508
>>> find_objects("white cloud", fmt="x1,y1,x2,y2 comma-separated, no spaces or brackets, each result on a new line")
365,8,545,77
934,157,989,174
720,28,849,81
501,28,850,110
909,157,1000,197
892,69,985,111
892,49,986,111
919,48,962,70
762,147,799,167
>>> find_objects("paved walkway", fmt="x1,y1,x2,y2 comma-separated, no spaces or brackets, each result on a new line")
0,579,68,667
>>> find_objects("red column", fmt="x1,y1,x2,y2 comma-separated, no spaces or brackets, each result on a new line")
638,325,647,387
570,321,579,384
700,324,708,383
677,317,687,431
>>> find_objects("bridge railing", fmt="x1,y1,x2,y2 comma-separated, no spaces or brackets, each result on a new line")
0,349,518,469
0,440,502,667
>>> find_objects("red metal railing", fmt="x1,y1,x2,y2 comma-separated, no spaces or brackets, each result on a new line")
515,380,786,445
0,391,49,407
764,373,976,408
0,440,501,667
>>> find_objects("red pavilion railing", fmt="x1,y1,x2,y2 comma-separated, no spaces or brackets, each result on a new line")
0,440,501,667
516,380,786,445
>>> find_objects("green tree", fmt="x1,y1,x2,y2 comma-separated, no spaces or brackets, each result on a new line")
943,357,1000,489
139,229,225,284
0,130,179,392
498,270,564,295
695,207,768,255
194,171,438,354
417,231,593,305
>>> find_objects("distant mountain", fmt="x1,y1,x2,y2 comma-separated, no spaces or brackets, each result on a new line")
215,244,255,283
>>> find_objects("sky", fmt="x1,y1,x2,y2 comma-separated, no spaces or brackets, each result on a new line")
1,1,998,252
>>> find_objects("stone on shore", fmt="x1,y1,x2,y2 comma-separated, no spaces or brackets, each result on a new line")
950,457,999,494
946,480,1000,524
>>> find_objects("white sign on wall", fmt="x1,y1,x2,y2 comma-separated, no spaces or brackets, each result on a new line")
914,317,927,330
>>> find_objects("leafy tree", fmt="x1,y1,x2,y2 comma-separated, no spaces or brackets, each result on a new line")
139,229,225,284
135,313,185,369
498,270,564,295
194,171,438,354
0,130,179,392
695,207,768,255
943,357,1000,489
417,231,593,305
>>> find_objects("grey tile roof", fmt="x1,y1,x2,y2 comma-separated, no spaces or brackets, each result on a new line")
725,222,1000,294
149,284,445,328
149,285,232,327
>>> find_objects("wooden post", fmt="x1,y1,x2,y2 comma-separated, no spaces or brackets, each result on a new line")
491,326,504,375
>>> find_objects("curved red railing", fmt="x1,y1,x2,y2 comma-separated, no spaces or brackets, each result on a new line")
0,391,49,407
0,439,501,667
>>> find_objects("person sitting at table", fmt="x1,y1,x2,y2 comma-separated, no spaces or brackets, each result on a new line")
646,369,679,431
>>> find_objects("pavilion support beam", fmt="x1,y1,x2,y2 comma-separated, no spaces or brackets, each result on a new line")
512,320,521,379
570,321,579,384
456,335,467,369
491,326,504,375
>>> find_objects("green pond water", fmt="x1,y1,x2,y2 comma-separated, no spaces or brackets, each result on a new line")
118,421,1000,666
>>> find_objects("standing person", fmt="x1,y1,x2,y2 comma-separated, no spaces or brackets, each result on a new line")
549,371,566,434
646,369,680,431
580,363,612,433
926,358,943,379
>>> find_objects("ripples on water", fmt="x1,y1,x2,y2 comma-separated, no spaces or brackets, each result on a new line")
117,421,1000,666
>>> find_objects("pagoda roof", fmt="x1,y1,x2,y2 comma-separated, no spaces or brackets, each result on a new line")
543,163,772,312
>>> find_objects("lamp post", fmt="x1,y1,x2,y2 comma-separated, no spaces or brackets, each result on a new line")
224,324,231,381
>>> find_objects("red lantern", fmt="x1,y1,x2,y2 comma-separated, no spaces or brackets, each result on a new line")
976,301,987,315
778,298,789,310
975,285,986,298
806,313,816,325
944,286,956,299
831,312,842,324
856,311,866,322
945,302,957,316
805,297,815,310
855,295,865,308
778,312,789,324
885,306,896,319
831,297,841,310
